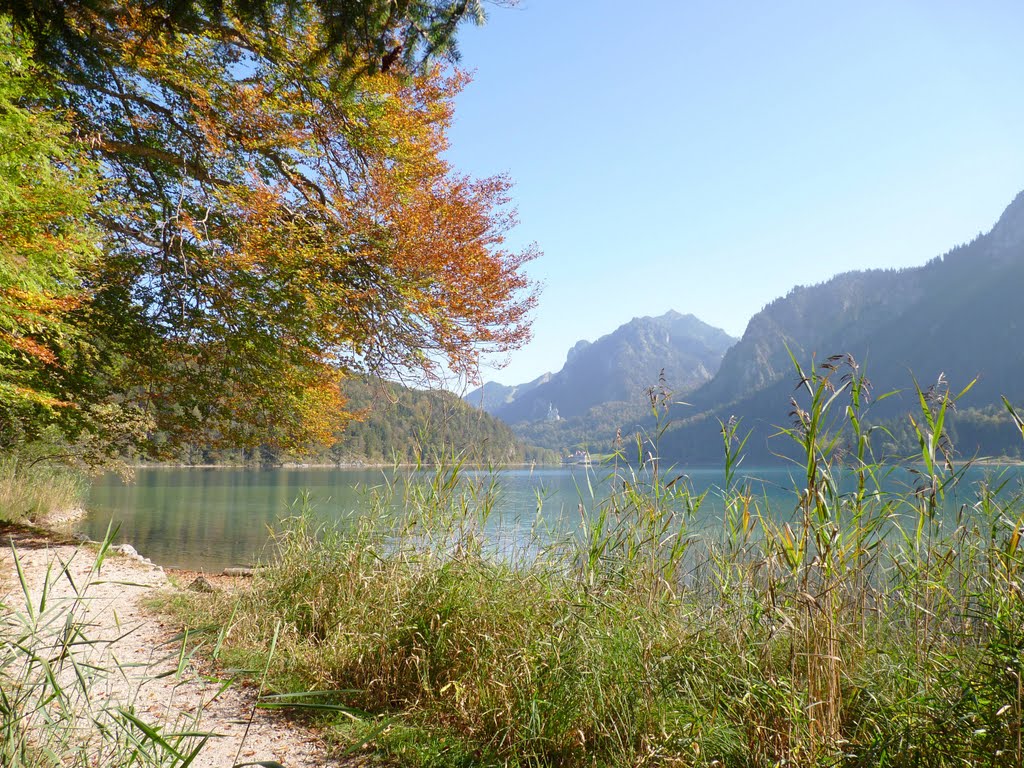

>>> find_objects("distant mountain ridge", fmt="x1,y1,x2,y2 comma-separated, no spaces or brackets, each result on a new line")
465,311,737,425
466,373,552,415
665,188,1024,462
696,268,921,408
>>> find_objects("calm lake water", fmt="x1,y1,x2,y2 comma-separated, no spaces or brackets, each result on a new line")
81,464,1024,570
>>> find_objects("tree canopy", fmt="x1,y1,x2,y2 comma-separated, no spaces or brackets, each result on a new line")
2,0,489,76
0,1,537,460
0,19,142,459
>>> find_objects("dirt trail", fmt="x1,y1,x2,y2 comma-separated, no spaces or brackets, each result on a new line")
0,526,340,767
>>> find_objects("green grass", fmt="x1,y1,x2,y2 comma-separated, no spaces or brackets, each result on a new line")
154,360,1024,765
0,454,86,523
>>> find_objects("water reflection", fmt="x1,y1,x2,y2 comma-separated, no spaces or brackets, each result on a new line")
82,464,1024,571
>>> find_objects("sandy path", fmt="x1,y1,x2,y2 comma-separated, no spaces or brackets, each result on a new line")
0,526,342,767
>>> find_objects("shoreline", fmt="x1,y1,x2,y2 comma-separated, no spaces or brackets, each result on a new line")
125,455,1024,471
0,519,339,766
32,504,89,529
129,460,558,469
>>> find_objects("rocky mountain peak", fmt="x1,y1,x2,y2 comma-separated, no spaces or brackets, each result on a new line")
988,189,1024,255
465,311,737,423
566,339,591,364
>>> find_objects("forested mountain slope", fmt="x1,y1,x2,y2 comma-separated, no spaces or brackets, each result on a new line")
332,379,555,464
169,378,556,466
662,190,1024,463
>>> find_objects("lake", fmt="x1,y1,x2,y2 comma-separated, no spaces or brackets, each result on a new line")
80,464,1024,570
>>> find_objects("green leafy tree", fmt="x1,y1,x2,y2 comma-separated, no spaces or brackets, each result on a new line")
0,19,149,460
1,1,537,458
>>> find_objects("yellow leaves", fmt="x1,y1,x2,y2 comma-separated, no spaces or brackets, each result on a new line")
1009,513,1024,558
20,4,537,453
357,156,538,375
8,385,72,409
1,286,82,315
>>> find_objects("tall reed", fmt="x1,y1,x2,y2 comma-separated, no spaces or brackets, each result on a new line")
169,357,1024,767
0,454,85,523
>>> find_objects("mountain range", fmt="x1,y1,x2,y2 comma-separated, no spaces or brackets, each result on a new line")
469,189,1024,463
465,311,736,424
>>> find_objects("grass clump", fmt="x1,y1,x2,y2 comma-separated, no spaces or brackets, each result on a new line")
0,453,85,523
170,359,1024,767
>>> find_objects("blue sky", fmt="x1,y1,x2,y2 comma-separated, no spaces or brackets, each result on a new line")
442,1,1024,388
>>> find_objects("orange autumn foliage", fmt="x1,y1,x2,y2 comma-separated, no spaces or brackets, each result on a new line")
50,5,538,453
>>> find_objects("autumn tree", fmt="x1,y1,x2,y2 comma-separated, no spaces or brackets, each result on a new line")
0,19,90,447
0,19,151,461
1,1,537,456
2,0,489,77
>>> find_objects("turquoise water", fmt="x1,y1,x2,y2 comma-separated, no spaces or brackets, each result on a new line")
81,464,1024,570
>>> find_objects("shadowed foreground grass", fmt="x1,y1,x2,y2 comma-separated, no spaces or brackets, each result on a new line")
0,455,85,523
167,360,1024,767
